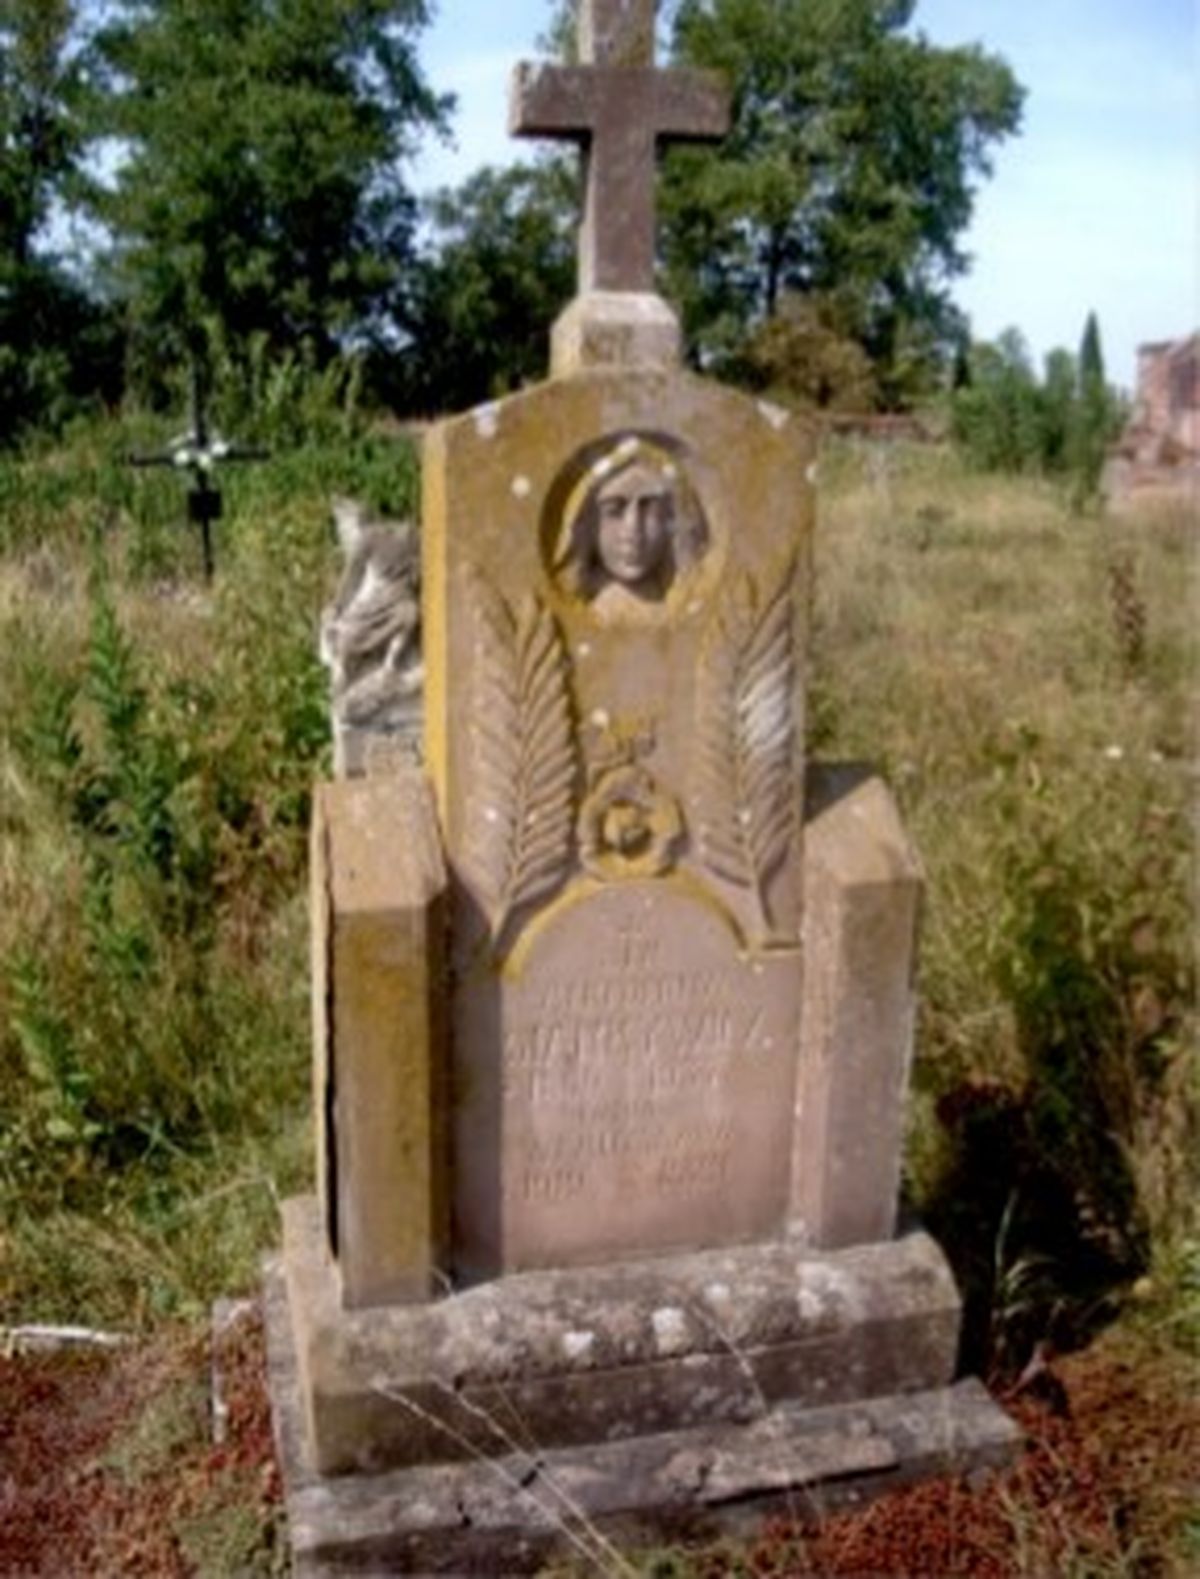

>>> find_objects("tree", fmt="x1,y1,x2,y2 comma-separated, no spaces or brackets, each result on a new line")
951,319,1123,488
951,329,1046,474
85,0,448,390
388,160,577,414
738,289,876,411
0,0,119,440
1071,311,1113,512
1039,347,1078,473
1,0,77,271
661,0,1023,404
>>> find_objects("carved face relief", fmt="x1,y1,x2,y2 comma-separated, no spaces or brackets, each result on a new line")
551,436,709,618
594,461,674,587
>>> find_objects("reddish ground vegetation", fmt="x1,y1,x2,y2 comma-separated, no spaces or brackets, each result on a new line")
0,1311,1195,1576
683,1331,1200,1577
0,1312,282,1577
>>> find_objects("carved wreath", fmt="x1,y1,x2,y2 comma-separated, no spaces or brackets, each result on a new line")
461,569,578,941
692,554,799,942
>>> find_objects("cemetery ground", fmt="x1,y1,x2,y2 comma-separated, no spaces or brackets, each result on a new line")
1,410,1196,1573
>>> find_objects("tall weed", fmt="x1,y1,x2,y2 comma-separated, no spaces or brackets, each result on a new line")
814,441,1197,1370
0,398,417,1323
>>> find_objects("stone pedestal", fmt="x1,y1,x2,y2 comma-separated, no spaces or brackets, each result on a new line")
551,290,683,376
268,1200,1019,1575
273,755,1019,1572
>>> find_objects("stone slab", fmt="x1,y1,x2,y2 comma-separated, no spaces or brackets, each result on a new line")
311,773,449,1310
454,882,804,1279
266,1253,1020,1577
422,370,815,1280
280,1196,961,1478
793,764,924,1249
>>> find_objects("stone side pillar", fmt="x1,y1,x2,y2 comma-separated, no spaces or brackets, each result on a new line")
792,765,923,1249
311,770,448,1308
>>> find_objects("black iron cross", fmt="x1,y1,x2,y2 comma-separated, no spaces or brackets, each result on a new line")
510,0,730,294
128,363,269,580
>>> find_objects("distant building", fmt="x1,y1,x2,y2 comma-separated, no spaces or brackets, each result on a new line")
1120,334,1200,465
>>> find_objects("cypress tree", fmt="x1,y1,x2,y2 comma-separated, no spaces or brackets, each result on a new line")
1072,310,1112,512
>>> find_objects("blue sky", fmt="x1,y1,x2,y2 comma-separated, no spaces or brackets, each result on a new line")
412,0,1197,390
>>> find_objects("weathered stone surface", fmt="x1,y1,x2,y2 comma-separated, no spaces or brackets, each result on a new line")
580,0,655,65
454,885,802,1277
550,289,682,375
510,1,729,295
266,1251,1020,1577
319,498,423,778
791,766,924,1250
422,372,814,1278
281,1196,960,1477
310,774,448,1310
271,9,996,1574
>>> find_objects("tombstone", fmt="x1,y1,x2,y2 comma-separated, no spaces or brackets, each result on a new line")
265,5,1018,1570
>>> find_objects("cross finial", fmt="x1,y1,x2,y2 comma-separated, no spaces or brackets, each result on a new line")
510,0,729,296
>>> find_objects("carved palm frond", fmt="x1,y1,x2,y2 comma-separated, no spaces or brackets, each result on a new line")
506,598,577,916
461,570,576,938
693,556,798,935
738,565,797,894
694,576,753,885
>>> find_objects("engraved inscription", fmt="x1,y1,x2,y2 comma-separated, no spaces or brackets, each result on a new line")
520,1126,735,1205
453,880,803,1272
503,959,783,1217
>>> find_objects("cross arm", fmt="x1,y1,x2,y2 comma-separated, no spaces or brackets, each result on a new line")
510,63,729,141
509,63,597,138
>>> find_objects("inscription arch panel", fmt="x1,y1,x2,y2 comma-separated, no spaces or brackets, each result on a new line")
453,881,801,1278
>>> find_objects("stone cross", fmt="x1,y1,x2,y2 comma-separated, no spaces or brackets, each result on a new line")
510,0,730,294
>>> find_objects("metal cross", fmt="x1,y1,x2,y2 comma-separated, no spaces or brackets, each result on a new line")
128,363,268,581
510,0,730,295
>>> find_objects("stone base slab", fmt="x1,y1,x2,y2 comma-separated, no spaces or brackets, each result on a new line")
279,1197,966,1477
266,1251,1019,1576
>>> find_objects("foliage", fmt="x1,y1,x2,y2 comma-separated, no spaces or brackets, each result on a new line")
951,329,1048,473
82,0,449,392
952,319,1123,494
0,0,78,269
0,0,122,440
735,288,877,411
662,0,1023,403
1071,310,1115,513
0,393,418,1323
389,159,577,413
409,0,1023,414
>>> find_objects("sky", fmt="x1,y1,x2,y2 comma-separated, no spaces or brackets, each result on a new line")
411,0,1198,392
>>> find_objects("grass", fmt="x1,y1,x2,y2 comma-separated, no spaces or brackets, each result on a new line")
0,400,420,1326
813,441,1196,1366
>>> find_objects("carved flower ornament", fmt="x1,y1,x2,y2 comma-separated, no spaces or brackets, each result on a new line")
578,762,683,881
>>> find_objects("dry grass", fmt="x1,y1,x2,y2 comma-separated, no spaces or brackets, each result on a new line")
814,440,1197,1366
